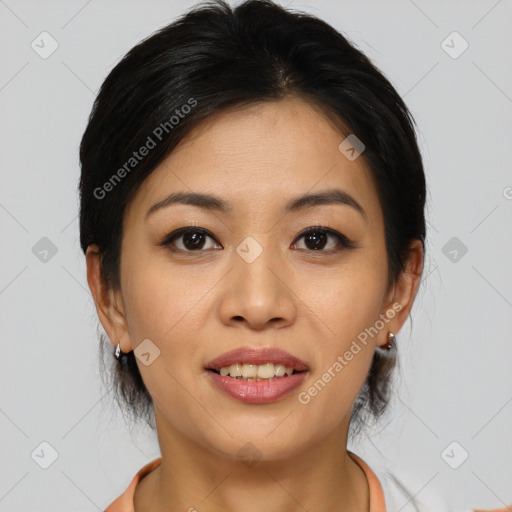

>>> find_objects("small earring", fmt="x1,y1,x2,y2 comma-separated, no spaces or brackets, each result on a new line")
383,332,395,351
114,342,125,360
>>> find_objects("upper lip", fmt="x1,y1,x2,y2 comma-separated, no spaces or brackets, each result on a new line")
205,347,309,372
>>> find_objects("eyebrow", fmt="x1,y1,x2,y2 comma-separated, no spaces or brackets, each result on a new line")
146,188,367,220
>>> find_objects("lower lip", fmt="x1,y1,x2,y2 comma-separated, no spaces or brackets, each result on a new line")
205,370,308,404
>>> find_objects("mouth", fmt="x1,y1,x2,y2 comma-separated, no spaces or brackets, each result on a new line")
204,347,309,403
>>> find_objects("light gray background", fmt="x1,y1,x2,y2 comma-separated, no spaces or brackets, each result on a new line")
1,0,511,510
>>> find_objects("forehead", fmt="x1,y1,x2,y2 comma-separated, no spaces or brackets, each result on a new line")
125,96,382,227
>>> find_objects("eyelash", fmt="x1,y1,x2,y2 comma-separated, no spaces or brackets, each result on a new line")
159,226,356,254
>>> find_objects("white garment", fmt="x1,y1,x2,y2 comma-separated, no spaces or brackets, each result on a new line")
372,464,474,512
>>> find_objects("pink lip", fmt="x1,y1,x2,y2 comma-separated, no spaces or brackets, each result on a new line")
205,370,308,404
204,347,309,404
205,347,309,371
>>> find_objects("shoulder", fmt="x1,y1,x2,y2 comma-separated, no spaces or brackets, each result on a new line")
472,508,512,512
355,454,511,512
104,458,162,512
379,471,511,512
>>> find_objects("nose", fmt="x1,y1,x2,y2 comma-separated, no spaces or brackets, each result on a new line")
217,242,298,330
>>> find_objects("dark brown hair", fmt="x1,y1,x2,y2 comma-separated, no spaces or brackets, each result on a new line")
79,0,426,439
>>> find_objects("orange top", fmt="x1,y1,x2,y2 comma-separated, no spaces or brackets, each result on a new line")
104,452,511,512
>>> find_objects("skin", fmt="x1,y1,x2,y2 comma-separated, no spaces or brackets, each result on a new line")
86,96,423,512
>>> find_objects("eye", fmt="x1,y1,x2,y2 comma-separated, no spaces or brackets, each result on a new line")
160,226,355,254
160,227,222,252
292,226,355,252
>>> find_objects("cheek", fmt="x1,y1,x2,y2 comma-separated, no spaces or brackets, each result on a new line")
121,249,199,340
120,252,216,390
119,262,209,423
293,257,386,409
298,258,388,349
296,273,384,426
296,346,373,444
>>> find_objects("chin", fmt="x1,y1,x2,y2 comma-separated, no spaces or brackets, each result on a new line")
198,421,310,464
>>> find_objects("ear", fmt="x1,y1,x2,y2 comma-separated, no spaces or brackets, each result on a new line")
377,239,424,348
85,244,132,354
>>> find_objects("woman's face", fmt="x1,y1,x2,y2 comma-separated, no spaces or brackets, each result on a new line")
95,96,416,462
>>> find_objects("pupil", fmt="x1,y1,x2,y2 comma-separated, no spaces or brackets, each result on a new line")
181,230,328,251
306,231,326,250
184,231,204,250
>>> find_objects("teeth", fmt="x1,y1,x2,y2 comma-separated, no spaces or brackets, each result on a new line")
257,363,274,379
242,363,258,378
217,363,295,379
229,363,242,377
274,364,286,377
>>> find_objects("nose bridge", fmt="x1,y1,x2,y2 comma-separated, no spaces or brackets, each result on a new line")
219,232,296,327
235,233,281,294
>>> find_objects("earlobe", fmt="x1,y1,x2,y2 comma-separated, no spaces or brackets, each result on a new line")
85,244,132,353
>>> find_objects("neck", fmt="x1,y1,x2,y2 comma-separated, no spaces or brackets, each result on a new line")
134,408,370,512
